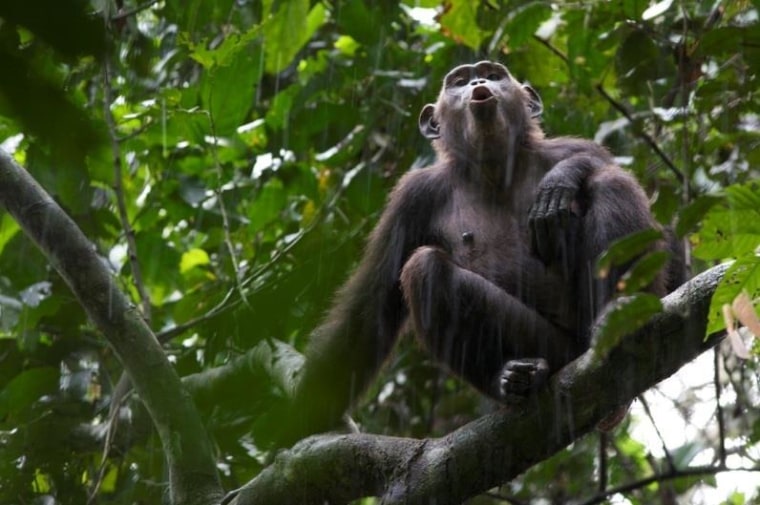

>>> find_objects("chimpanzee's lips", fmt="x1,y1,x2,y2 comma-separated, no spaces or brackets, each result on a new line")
470,85,495,103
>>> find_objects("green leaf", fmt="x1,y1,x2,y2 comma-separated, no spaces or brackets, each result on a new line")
334,35,360,57
198,37,264,136
0,367,58,419
671,472,715,494
185,25,262,69
694,183,760,261
248,178,286,231
506,2,552,48
439,0,483,50
335,0,392,46
0,214,20,254
0,0,105,58
134,232,182,302
263,0,326,74
706,256,760,335
180,248,211,274
0,50,105,178
615,28,667,93
698,26,760,58
597,229,663,278
724,491,747,505
676,194,723,237
619,250,671,295
671,441,704,467
265,85,300,131
593,294,663,358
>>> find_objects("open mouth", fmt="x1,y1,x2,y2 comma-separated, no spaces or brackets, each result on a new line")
471,85,495,103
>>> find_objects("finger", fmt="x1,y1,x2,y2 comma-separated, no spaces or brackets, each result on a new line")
506,362,538,372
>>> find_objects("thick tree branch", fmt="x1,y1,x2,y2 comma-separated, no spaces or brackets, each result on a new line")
229,264,728,505
0,150,223,505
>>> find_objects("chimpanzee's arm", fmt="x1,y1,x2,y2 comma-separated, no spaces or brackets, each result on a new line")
272,168,448,447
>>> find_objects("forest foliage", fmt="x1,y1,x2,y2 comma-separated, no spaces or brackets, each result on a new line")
0,0,759,503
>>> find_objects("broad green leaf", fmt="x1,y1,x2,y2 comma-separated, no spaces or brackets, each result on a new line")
618,250,671,295
335,35,360,57
505,2,552,48
597,229,663,277
699,26,760,58
33,469,52,493
0,367,58,419
671,471,715,494
0,214,20,254
134,232,182,302
706,256,760,335
265,85,300,131
185,25,262,69
593,293,663,359
199,41,264,136
248,178,286,231
263,0,326,74
335,0,388,46
439,0,483,50
563,11,597,88
165,0,236,33
694,183,760,261
180,248,211,274
727,181,760,210
615,28,667,94
676,194,723,237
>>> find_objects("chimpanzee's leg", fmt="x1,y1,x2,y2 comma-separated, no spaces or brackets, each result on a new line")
400,246,580,401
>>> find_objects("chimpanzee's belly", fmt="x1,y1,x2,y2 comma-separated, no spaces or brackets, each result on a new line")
431,188,575,330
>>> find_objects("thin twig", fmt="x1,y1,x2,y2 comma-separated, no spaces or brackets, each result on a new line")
579,465,760,505
638,394,676,471
111,0,159,21
533,35,569,65
203,99,249,305
88,384,131,505
595,84,685,184
598,431,608,492
102,56,152,322
714,346,727,466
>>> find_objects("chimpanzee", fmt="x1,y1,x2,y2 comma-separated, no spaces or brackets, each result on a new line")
275,61,671,446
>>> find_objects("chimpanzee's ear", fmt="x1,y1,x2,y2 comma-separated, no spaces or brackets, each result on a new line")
419,104,440,139
523,84,543,118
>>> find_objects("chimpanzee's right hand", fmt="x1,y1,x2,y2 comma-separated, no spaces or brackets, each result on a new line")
528,181,581,274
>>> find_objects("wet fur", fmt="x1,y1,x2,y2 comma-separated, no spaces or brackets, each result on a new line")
283,61,673,445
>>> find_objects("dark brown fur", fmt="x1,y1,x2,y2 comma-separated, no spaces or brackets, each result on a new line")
277,62,667,446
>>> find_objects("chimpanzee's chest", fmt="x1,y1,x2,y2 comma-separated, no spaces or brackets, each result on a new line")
431,188,566,308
